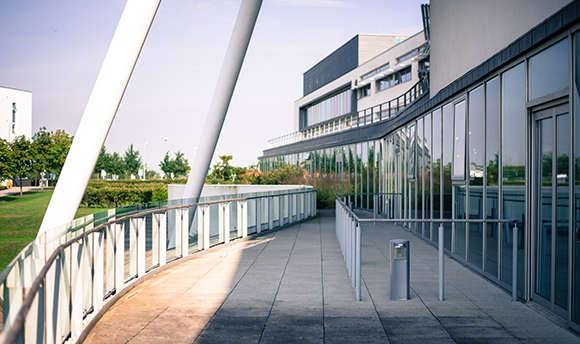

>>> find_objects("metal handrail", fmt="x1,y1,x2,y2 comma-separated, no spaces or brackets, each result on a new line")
1,188,317,344
265,76,429,150
335,195,522,303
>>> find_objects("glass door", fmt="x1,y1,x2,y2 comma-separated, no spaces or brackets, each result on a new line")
533,103,570,315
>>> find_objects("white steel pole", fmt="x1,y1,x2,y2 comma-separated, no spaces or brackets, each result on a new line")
39,0,160,235
183,0,262,200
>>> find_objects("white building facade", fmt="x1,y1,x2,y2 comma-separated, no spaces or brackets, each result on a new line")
0,86,32,141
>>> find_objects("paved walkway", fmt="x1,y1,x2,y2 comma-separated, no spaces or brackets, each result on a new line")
83,211,580,344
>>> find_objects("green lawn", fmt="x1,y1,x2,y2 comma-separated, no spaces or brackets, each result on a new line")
0,190,107,272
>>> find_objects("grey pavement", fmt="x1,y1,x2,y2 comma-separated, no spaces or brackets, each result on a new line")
84,211,580,344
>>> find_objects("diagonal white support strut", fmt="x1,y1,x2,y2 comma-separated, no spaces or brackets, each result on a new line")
183,0,263,201
39,0,160,235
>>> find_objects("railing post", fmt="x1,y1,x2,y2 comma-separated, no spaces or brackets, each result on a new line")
355,221,361,301
202,205,210,250
438,224,444,301
373,194,377,219
93,230,104,311
129,218,137,277
115,223,125,293
239,201,248,237
137,218,145,276
287,194,293,224
198,206,205,251
181,208,190,257
219,203,225,243
224,203,231,243
152,213,159,266
512,224,518,301
71,240,82,339
256,197,262,234
159,213,167,266
268,196,274,229
279,194,284,225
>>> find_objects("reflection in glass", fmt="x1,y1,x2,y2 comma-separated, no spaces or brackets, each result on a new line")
486,76,500,277
455,185,466,258
555,113,569,309
529,38,570,100
443,103,453,250
469,85,484,268
573,31,580,325
417,119,424,233
432,109,441,243
453,101,466,179
537,117,553,300
424,113,432,240
502,62,526,288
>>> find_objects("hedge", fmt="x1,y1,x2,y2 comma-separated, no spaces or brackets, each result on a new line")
81,180,168,208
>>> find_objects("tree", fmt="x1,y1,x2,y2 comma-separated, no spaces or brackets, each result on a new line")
10,136,33,196
206,155,246,184
94,146,109,176
48,129,73,178
107,152,125,177
173,151,190,177
159,152,174,179
31,127,52,186
0,139,14,183
159,151,190,179
123,144,142,177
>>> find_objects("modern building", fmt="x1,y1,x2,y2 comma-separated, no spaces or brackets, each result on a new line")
0,86,32,141
260,0,580,331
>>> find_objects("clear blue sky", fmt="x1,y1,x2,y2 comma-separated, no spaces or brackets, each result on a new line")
1,0,424,171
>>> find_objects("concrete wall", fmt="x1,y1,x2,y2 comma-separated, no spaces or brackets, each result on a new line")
430,0,572,97
168,184,312,201
358,34,408,65
0,86,32,141
293,32,426,130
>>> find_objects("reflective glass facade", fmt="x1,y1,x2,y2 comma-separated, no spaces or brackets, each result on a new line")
260,28,580,329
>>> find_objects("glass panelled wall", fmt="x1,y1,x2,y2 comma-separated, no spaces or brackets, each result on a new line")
260,32,580,321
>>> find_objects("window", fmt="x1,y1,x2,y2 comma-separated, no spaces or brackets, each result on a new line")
305,88,352,127
358,84,370,99
529,38,569,100
453,100,466,179
397,44,427,64
11,103,16,134
361,63,390,80
377,66,412,91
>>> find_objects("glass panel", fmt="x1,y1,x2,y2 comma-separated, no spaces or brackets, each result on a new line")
424,113,432,240
417,119,424,227
453,101,466,179
443,103,453,250
537,117,553,300
555,113,570,309
501,62,526,289
432,108,442,243
529,38,570,100
469,85,484,268
572,31,580,325
486,76,500,277
455,185,467,258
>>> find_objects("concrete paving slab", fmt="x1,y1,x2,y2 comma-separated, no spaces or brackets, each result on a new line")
82,211,580,344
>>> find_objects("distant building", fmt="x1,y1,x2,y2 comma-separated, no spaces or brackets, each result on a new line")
0,86,32,141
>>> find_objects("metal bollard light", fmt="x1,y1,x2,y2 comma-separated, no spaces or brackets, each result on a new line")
390,239,410,300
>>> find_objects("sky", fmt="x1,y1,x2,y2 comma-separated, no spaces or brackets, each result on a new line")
1,0,424,172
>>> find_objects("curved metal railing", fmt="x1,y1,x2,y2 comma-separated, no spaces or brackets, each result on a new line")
0,187,317,344
266,77,429,150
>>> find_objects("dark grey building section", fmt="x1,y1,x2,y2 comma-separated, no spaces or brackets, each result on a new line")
303,36,359,96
